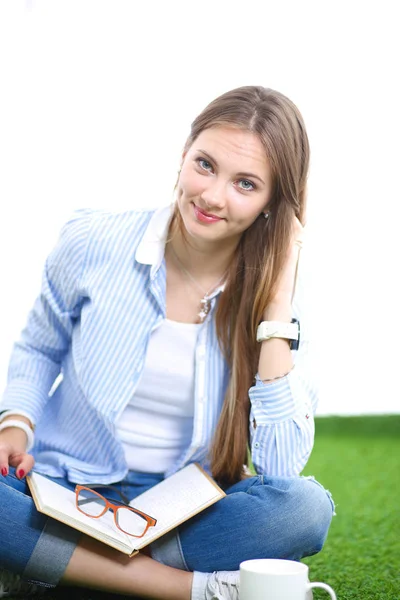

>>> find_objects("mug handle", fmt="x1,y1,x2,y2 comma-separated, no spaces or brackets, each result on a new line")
308,582,337,599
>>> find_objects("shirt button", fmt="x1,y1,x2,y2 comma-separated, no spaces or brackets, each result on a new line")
254,400,261,407
254,442,260,449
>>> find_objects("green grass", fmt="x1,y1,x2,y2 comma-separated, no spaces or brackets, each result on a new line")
301,415,400,599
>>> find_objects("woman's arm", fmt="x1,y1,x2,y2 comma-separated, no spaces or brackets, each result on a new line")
249,219,318,476
0,211,92,425
257,218,303,382
248,287,317,476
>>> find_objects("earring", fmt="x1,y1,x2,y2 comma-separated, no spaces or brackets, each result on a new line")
263,212,270,219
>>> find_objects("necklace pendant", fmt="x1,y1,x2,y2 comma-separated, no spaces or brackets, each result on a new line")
198,309,207,322
198,296,210,322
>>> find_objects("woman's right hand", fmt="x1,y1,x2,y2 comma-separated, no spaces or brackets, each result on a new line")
0,426,35,478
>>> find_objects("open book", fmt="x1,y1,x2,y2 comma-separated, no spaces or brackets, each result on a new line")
27,463,225,557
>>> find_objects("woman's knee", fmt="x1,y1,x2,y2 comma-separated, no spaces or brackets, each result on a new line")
288,476,335,557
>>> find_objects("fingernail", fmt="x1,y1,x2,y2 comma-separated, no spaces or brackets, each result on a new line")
1,467,7,476
17,469,25,479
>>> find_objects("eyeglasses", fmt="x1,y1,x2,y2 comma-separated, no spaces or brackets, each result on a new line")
75,485,157,538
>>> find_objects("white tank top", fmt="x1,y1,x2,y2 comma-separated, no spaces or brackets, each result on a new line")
115,318,201,473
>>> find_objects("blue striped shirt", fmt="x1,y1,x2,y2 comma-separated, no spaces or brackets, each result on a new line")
0,206,318,483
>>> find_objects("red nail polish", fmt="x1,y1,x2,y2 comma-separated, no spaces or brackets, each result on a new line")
1,467,7,476
17,469,25,479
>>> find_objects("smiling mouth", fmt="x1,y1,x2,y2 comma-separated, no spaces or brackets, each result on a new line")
193,203,224,222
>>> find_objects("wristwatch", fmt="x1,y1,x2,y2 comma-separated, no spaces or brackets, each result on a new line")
256,318,300,350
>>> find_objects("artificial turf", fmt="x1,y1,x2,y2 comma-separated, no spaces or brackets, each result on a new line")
7,415,400,599
301,415,400,599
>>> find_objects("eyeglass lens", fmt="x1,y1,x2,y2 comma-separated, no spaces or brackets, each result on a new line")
77,488,107,517
116,507,148,536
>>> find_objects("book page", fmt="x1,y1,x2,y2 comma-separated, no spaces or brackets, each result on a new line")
130,463,225,549
28,473,135,553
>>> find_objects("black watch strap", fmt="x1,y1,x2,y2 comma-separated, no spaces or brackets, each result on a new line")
289,318,300,350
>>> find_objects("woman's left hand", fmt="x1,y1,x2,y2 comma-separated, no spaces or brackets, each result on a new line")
271,216,304,304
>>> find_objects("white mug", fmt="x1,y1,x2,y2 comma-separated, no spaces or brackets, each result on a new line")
240,559,337,600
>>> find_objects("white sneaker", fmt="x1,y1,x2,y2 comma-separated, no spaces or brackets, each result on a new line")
205,570,240,600
0,569,47,598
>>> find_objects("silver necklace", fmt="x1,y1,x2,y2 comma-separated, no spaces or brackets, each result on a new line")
170,245,228,322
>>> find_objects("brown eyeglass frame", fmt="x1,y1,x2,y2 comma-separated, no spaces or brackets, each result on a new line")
75,485,157,538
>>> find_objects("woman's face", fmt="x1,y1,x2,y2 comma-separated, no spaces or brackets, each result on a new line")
177,125,273,249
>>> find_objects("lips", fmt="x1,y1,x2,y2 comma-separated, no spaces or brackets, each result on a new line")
193,204,224,224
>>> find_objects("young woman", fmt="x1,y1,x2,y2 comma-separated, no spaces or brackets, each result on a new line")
0,86,335,600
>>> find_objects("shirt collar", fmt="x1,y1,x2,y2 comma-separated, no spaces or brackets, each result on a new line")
135,204,174,267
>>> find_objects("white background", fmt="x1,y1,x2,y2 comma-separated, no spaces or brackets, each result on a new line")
0,1,399,415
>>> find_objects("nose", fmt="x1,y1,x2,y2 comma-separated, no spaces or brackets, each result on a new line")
200,177,226,211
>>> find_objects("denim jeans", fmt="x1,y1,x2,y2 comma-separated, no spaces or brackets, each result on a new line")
0,468,335,587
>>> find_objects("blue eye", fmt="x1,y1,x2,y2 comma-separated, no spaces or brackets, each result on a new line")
238,179,255,191
197,158,213,172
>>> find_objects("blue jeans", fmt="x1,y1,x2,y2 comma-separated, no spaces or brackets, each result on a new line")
0,468,335,587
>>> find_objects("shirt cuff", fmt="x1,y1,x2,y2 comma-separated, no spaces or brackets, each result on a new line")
249,373,296,423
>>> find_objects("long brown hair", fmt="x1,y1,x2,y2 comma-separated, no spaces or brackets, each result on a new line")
172,86,309,485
